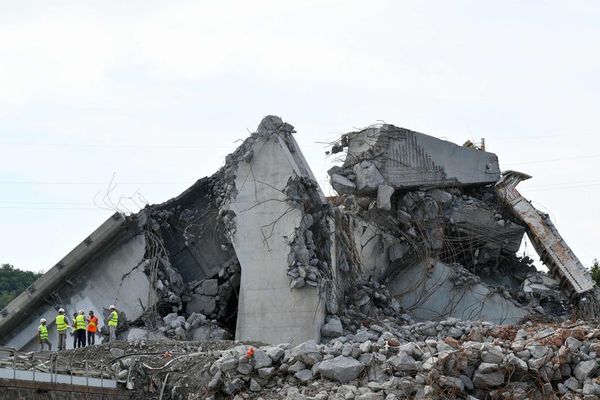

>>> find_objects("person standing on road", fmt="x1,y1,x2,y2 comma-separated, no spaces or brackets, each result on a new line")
55,308,69,351
87,310,98,346
75,310,87,348
107,305,118,342
38,318,52,351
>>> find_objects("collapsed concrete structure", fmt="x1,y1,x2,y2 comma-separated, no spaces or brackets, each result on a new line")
0,116,597,353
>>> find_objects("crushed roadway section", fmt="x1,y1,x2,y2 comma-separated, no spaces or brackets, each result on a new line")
0,116,599,399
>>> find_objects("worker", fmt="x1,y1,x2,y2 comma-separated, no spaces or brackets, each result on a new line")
55,308,69,351
71,312,78,349
87,310,98,346
107,305,118,342
75,310,87,348
38,318,52,351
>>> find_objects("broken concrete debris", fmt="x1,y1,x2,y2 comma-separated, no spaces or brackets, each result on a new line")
7,319,600,399
0,116,598,399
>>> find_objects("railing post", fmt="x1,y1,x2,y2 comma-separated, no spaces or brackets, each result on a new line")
12,350,16,381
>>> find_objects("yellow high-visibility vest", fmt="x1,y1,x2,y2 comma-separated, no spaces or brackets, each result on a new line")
55,314,67,332
108,310,118,327
39,324,48,340
75,314,86,330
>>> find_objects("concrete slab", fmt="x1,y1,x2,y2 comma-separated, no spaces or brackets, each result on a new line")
3,233,149,351
388,258,528,324
343,125,501,189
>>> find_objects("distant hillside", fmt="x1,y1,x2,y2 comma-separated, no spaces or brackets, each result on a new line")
0,264,42,310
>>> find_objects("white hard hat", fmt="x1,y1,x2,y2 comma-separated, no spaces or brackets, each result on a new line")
58,308,65,313
40,318,47,323
79,309,84,314
109,305,116,309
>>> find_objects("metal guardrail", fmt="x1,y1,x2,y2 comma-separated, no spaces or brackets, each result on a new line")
0,346,117,389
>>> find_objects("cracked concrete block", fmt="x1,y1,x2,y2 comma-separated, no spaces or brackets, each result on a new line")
317,356,365,383
197,279,219,296
321,317,343,338
388,242,409,262
574,360,598,381
125,328,149,341
353,161,386,193
187,295,217,315
376,184,394,210
331,174,356,195
188,324,230,340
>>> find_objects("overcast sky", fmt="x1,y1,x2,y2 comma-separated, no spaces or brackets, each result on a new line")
1,1,600,272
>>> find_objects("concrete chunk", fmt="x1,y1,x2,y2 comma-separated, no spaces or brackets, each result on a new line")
353,161,386,193
197,279,218,296
187,295,216,315
292,340,322,366
376,184,394,210
321,318,343,338
574,360,598,381
317,356,365,383
294,369,313,383
388,352,418,372
330,174,356,195
473,370,505,388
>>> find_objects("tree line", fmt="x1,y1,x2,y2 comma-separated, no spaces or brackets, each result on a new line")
0,264,42,310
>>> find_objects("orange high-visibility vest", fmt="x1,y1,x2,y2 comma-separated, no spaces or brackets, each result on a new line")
87,316,98,332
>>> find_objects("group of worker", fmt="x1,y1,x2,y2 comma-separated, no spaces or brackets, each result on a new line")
37,305,119,352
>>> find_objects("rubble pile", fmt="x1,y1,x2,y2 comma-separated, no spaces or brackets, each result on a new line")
11,319,600,399
122,260,238,342
286,176,333,290
326,278,412,337
195,319,600,400
183,261,241,323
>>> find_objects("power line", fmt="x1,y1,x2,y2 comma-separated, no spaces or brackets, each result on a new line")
524,178,600,189
526,183,600,192
491,132,600,143
0,201,91,205
504,153,600,166
0,181,188,185
0,141,233,149
0,206,109,210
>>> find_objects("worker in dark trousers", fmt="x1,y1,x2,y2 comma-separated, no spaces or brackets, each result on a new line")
87,310,98,346
75,310,87,348
71,312,78,348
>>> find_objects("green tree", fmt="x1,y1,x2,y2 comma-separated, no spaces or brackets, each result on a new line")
0,264,42,310
591,259,600,286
